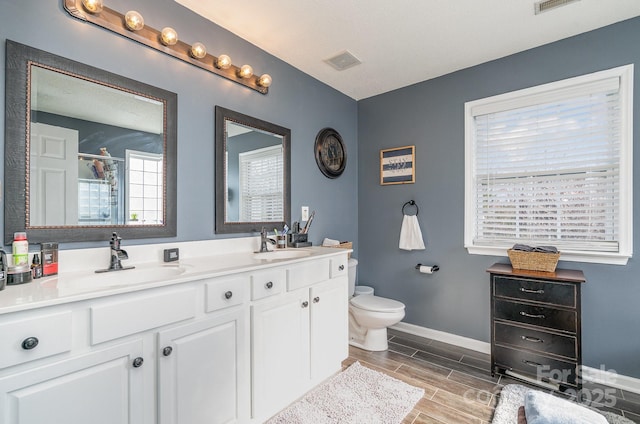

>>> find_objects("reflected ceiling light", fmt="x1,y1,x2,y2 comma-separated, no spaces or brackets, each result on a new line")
215,54,232,70
257,74,272,88
81,0,103,14
124,10,144,31
238,64,253,79
190,42,207,59
160,27,178,46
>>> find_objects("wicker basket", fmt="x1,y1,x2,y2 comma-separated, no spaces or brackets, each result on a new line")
324,241,353,258
507,249,560,272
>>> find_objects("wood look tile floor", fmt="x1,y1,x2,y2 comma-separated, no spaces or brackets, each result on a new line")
342,329,640,424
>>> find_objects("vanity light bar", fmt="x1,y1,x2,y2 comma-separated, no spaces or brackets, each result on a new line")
63,0,271,94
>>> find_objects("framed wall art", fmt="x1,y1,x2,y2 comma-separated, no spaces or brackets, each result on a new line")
380,145,415,185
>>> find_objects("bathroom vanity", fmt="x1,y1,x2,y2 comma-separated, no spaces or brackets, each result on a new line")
0,242,349,424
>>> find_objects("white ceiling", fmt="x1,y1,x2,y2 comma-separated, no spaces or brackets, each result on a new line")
175,0,640,100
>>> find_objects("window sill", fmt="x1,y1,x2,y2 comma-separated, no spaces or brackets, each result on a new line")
466,246,631,266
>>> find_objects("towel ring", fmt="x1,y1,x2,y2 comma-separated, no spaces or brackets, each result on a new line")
402,200,419,216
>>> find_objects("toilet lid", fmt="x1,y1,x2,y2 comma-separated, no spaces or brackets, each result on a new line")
350,295,405,313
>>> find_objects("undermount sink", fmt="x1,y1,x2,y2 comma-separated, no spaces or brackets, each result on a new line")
253,249,312,260
54,265,188,291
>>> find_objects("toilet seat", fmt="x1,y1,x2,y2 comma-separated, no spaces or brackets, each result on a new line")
350,295,404,313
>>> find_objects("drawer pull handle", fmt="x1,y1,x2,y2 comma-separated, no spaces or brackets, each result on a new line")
265,281,273,289
163,346,173,356
132,357,144,368
521,335,544,343
313,296,320,303
224,291,233,299
21,337,39,350
339,265,345,271
520,287,544,295
523,360,542,368
301,301,309,308
520,311,546,319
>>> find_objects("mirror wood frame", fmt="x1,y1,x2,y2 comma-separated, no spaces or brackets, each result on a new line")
215,106,291,234
4,40,177,244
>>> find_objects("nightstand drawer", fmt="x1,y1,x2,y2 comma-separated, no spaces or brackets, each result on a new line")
493,345,578,386
494,299,576,333
493,276,576,308
494,321,577,360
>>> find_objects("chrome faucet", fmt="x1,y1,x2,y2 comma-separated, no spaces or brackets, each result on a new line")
259,227,276,253
96,232,135,273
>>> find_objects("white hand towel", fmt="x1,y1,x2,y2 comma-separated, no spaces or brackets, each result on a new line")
399,214,426,251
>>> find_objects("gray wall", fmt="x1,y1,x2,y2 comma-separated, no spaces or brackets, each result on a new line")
0,0,358,249
358,16,640,378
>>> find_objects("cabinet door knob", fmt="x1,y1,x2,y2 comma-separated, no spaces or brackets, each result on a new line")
523,359,542,368
521,335,543,343
225,291,233,299
21,337,39,350
339,265,345,271
520,311,546,319
520,287,544,295
162,346,173,356
132,357,144,368
265,281,273,289
301,301,309,308
313,296,320,303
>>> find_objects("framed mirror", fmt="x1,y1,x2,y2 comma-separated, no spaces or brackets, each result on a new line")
4,40,177,244
215,106,291,234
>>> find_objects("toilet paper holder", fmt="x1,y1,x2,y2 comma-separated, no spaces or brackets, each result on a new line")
415,263,439,273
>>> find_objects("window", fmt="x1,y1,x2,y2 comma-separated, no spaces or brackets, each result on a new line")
125,150,164,225
238,145,283,222
465,65,633,264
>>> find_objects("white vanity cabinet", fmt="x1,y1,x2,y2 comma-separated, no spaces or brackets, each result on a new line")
250,255,349,421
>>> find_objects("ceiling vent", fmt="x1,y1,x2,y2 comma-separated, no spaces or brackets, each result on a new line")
324,50,362,71
534,0,581,14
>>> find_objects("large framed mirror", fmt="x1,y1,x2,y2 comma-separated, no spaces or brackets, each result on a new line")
4,40,177,244
215,106,290,234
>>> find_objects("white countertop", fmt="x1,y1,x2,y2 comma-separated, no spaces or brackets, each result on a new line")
0,243,350,315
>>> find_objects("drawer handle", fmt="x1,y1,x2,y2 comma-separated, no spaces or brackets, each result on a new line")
301,301,309,308
21,337,39,350
265,281,273,289
224,291,233,299
523,359,542,368
520,311,546,319
313,296,320,303
339,265,345,271
163,346,173,357
520,287,544,295
521,335,544,343
132,357,144,368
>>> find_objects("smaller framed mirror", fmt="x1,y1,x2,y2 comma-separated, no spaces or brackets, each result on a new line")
215,106,291,234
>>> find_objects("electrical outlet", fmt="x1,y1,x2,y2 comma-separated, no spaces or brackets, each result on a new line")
301,206,309,221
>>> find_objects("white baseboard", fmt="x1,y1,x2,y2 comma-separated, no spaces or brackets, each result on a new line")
390,321,640,395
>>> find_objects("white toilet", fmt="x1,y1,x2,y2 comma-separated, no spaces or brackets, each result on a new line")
348,258,405,351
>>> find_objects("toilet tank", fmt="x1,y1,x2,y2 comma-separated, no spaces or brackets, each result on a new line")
348,258,358,296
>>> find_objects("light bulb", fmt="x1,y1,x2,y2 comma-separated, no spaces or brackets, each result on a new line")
257,74,272,88
215,54,232,70
190,42,207,59
160,27,178,46
239,64,253,79
124,10,144,31
81,0,103,14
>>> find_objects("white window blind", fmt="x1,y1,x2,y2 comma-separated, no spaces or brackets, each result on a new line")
239,145,283,222
465,65,633,264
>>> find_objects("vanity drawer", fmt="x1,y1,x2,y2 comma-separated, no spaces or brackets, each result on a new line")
493,276,576,308
493,345,578,386
250,268,286,300
0,311,73,369
494,321,577,360
494,299,576,333
91,287,197,344
287,259,330,291
330,256,349,279
206,276,247,312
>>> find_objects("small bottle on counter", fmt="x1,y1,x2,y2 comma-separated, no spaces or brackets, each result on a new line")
31,254,43,279
12,232,29,267
41,242,59,276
